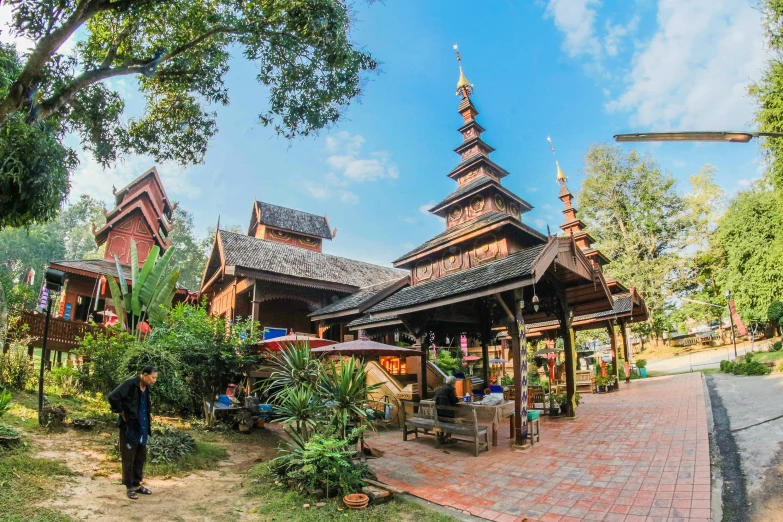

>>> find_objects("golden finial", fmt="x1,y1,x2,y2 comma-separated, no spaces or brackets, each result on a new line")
556,161,568,184
548,136,568,184
453,44,473,98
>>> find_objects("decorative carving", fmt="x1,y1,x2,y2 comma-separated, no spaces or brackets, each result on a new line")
473,235,499,264
442,248,463,272
269,229,291,241
415,260,433,281
470,196,485,213
494,195,506,211
449,206,463,222
460,169,478,184
299,236,319,247
509,202,520,218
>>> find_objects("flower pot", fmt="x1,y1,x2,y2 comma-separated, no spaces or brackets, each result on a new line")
0,434,21,447
344,493,369,509
560,404,567,415
238,424,251,433
255,418,265,429
597,385,607,393
639,368,647,378
548,407,560,417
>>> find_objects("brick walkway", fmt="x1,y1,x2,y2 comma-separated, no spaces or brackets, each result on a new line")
367,373,711,522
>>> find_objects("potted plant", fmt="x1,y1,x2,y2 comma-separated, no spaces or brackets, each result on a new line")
636,359,647,378
556,393,568,415
236,409,254,433
596,376,609,393
548,393,562,416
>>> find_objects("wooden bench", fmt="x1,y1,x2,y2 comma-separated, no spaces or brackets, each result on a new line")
401,401,435,441
401,401,489,456
576,370,596,393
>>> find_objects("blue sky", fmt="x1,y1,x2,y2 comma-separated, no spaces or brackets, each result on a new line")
1,1,769,267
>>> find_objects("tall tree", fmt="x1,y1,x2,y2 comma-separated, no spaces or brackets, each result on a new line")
712,183,783,323
0,0,379,227
167,207,208,291
578,144,693,333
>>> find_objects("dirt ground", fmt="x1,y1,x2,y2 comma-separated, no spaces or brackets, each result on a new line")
28,426,282,522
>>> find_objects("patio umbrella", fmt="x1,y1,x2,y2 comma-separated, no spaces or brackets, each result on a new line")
533,346,561,356
463,355,481,362
311,339,419,357
256,334,336,351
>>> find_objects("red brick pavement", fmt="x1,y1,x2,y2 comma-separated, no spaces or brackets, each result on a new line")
367,373,711,522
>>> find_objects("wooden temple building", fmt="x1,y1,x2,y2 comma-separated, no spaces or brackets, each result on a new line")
310,54,647,445
199,200,407,338
11,168,193,355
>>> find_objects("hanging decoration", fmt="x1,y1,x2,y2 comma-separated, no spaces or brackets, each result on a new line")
460,333,468,358
25,268,35,286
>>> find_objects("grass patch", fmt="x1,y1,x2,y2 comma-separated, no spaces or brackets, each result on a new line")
145,440,228,477
748,351,783,364
246,464,457,522
0,445,75,522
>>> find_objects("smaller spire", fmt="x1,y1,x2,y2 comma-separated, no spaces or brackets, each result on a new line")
453,44,473,98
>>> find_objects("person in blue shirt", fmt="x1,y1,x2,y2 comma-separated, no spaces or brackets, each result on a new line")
108,366,157,500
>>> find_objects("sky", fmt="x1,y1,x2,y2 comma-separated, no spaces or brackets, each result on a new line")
0,0,771,268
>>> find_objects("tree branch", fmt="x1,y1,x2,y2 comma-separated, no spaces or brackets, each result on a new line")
101,25,134,69
31,25,242,123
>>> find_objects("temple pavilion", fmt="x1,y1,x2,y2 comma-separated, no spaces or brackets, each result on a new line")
311,51,647,445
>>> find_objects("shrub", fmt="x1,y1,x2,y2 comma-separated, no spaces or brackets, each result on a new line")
772,341,782,352
76,325,138,394
271,432,373,496
0,345,35,390
635,359,647,369
50,364,82,397
122,342,189,413
431,348,460,376
146,426,197,464
720,355,771,376
768,301,783,324
0,387,11,418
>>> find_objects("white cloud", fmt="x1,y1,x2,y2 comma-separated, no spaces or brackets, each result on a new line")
305,183,330,199
403,217,416,224
419,201,436,215
527,186,539,193
69,152,200,206
534,218,548,229
340,191,359,204
607,0,768,131
325,131,398,182
604,16,639,57
545,0,602,58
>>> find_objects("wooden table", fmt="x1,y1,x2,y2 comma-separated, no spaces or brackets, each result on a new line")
422,400,515,446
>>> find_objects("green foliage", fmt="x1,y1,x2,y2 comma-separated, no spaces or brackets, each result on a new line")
500,374,513,386
149,302,259,425
720,354,772,376
122,340,189,413
0,345,34,391
713,187,783,321
49,364,82,397
76,324,137,394
274,385,322,442
430,348,460,376
768,301,783,323
271,432,373,496
0,387,11,418
0,1,379,228
320,357,384,440
772,341,782,352
146,426,197,464
635,359,647,369
167,207,210,291
108,241,180,332
264,342,322,401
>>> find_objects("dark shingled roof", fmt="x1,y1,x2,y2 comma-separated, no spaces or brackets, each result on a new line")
347,314,400,328
574,293,633,322
50,259,190,291
369,244,547,314
309,278,407,317
447,153,509,179
394,211,546,263
255,201,332,239
429,176,534,214
219,230,405,289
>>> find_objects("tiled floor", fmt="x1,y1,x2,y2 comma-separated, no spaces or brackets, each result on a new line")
367,373,711,522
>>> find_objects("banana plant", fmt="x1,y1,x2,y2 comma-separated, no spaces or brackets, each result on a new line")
106,241,180,335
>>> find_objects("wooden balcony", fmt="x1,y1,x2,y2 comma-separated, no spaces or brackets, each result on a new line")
15,311,101,351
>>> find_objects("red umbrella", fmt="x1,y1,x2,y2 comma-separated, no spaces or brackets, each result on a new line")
463,355,481,362
256,334,336,351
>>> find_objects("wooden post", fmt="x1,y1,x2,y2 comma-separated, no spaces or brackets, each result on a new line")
620,319,631,383
417,335,428,400
55,350,62,367
607,321,620,389
563,323,577,417
509,310,528,446
479,306,491,390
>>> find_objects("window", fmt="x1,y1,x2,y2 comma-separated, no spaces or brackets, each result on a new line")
380,356,407,376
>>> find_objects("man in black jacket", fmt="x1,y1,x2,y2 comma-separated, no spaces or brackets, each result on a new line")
108,366,157,500
434,376,459,443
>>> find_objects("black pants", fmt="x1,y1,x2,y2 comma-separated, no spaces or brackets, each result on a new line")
119,428,147,488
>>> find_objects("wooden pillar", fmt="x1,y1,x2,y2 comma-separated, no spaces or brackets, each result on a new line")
562,322,577,417
56,350,62,367
509,305,528,446
416,335,428,400
479,307,491,389
607,321,620,390
28,344,34,357
619,319,631,383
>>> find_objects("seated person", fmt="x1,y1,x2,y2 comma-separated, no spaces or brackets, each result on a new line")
434,376,459,443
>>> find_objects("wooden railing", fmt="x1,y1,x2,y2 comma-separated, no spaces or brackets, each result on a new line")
15,311,101,349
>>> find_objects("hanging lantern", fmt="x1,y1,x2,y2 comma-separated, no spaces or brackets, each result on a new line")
99,275,107,295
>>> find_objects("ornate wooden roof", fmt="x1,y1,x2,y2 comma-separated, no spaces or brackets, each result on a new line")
248,200,333,239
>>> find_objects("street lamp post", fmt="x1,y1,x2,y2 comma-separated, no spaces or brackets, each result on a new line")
726,290,738,359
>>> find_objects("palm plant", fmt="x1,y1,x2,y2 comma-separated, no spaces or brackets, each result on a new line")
106,240,179,336
262,342,321,401
320,356,385,440
274,385,322,442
